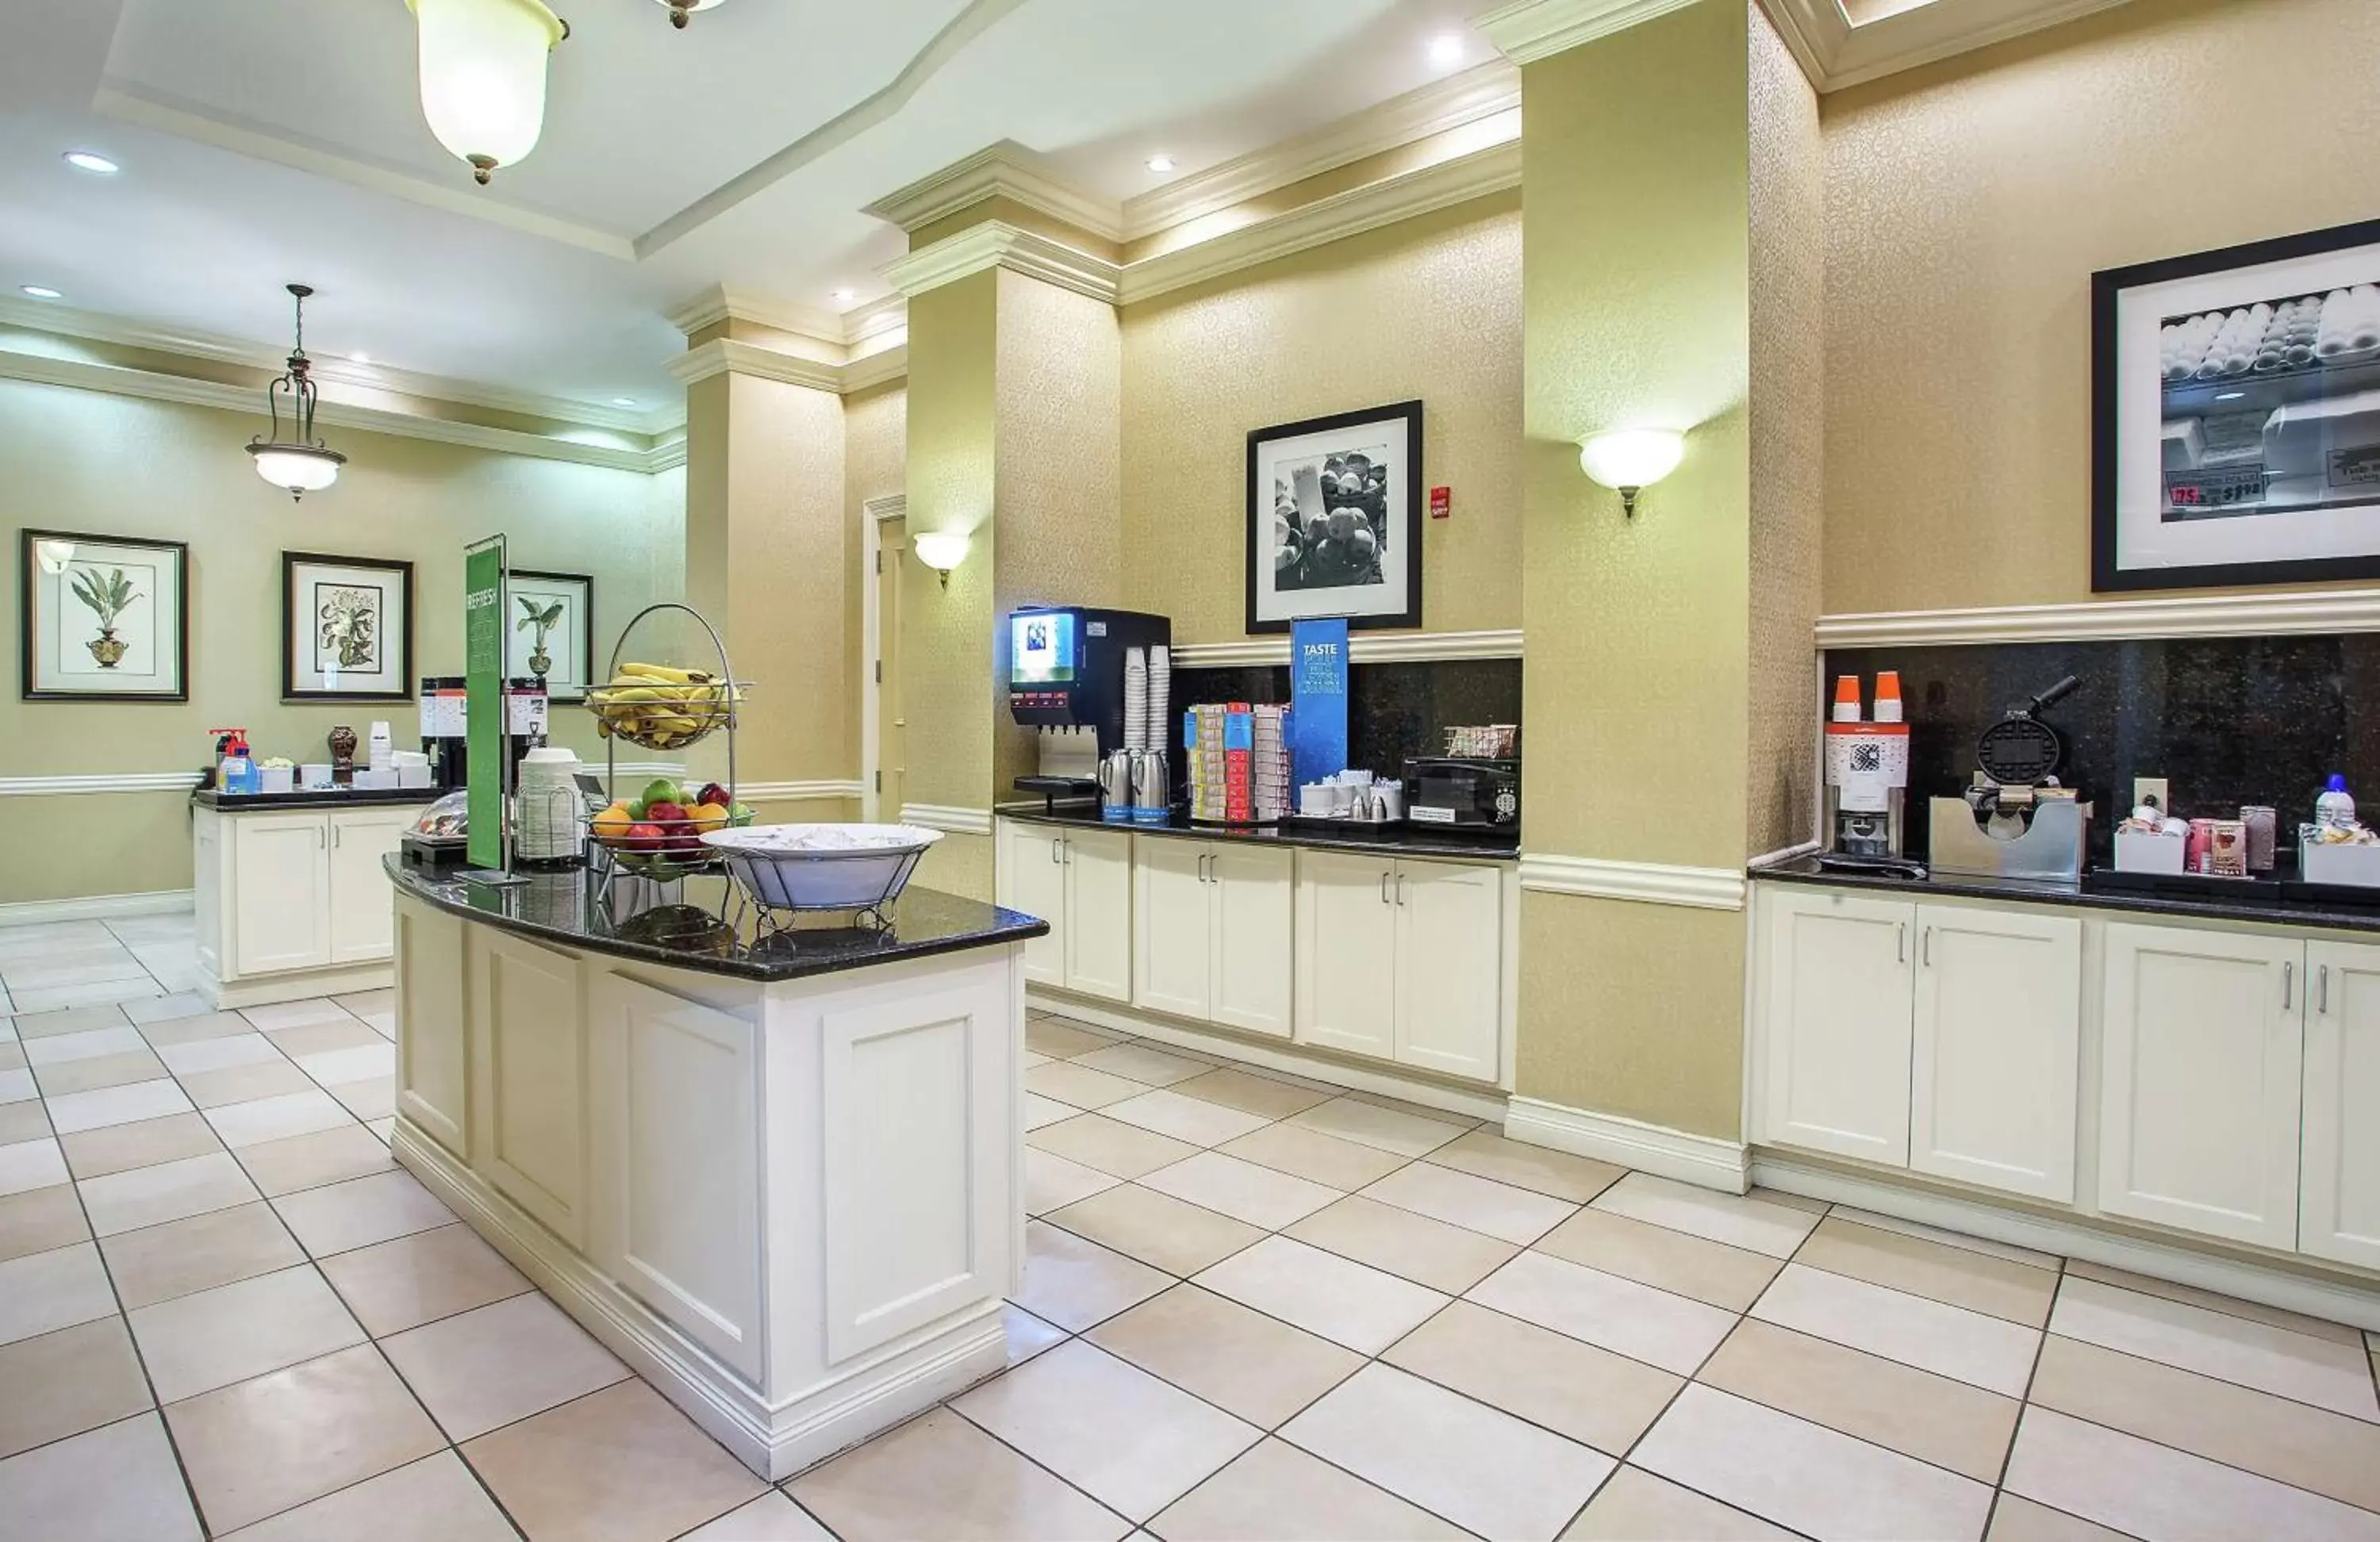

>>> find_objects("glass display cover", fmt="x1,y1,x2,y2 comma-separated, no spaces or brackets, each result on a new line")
1011,611,1077,685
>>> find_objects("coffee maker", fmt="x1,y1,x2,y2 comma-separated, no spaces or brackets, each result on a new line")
1822,673,1910,860
1005,607,1172,807
419,675,551,791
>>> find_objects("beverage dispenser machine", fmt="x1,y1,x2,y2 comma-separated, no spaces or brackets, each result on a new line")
1005,606,1171,802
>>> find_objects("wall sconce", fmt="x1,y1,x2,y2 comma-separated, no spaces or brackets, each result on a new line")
1578,428,1685,518
913,531,970,590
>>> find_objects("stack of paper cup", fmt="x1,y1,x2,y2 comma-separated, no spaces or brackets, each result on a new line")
1146,646,1170,754
1123,648,1149,752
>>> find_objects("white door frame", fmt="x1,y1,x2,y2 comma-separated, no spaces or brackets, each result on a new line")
861,494,907,823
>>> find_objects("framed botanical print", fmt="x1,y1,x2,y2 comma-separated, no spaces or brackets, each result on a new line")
505,568,594,702
282,551,414,701
1246,400,1423,633
20,528,189,702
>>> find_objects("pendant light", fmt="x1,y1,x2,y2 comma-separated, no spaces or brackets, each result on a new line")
409,0,566,184
247,285,346,501
654,0,724,28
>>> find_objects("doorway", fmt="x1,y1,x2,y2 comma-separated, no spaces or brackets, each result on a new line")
863,500,906,821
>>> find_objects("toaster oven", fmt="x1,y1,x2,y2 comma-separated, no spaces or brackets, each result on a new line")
1403,757,1519,827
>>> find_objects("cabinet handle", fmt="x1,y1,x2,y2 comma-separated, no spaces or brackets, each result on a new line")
1062,838,1071,865
1050,839,1061,865
2284,960,2294,1011
1396,873,1407,907
1379,872,1390,905
1897,922,1906,964
333,825,343,849
1200,853,1211,884
2320,963,2331,1015
1921,926,1932,967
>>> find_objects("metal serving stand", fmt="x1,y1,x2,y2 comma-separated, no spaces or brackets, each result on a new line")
582,602,754,903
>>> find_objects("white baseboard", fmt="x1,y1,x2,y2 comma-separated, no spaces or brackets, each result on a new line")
1504,1096,1751,1195
0,890,194,928
1025,989,1509,1123
1753,1153,2380,1333
205,962,393,1011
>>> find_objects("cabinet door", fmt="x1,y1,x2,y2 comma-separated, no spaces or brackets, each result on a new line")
2098,923,2302,1249
1133,840,1212,1022
393,895,469,1160
2300,938,2380,1269
1295,849,1398,1060
1756,888,1915,1165
1910,904,2081,1202
1062,827,1134,1003
470,927,588,1248
328,808,408,964
998,822,1068,990
232,815,332,976
1393,861,1503,1080
1211,845,1294,1039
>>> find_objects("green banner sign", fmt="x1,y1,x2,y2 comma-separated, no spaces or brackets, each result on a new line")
464,543,505,869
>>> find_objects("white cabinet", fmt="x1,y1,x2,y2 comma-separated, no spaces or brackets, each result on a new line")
1000,823,1069,991
1911,905,2082,1203
2299,938,2380,1269
1132,839,1294,1038
231,813,332,976
329,809,409,963
996,820,1130,1002
1296,850,1399,1060
1296,851,1503,1079
394,895,470,1160
2098,923,2302,1250
471,926,589,1249
1756,888,1915,1166
198,800,425,1007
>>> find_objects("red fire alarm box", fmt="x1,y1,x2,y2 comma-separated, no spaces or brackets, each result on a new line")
1429,485,1451,520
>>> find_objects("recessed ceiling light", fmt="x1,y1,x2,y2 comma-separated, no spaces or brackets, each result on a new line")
20,286,62,300
2215,390,2245,401
612,397,637,407
63,151,120,175
348,352,371,365
1145,155,1176,173
829,288,856,305
1427,33,1465,66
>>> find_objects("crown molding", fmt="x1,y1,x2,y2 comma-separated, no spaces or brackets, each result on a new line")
864,494,909,521
864,140,1126,243
900,803,994,837
881,222,1122,304
841,342,910,393
0,773,205,797
739,780,867,803
664,285,909,351
1758,0,2144,92
1477,0,1704,64
1814,589,2380,648
667,338,910,396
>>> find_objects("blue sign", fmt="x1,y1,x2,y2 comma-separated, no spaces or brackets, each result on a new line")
1290,618,1349,790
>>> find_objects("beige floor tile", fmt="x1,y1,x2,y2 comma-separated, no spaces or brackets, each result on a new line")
101,1201,305,1309
130,1264,367,1402
2005,1403,2380,1542
0,1412,202,1542
294,1042,395,1087
0,1100,51,1146
1698,1318,2019,1483
0,1068,30,1103
0,1041,19,1071
242,999,360,1034
0,1183,89,1262
1048,1183,1266,1275
1633,1385,1994,1541
1359,1160,1577,1245
1004,1303,1069,1366
330,988,397,1018
120,991,213,1027
180,1058,316,1110
13,979,163,1015
317,1222,531,1336
203,1087,355,1149
1088,1283,1364,1427
153,1033,282,1076
1072,1041,1215,1087
1282,1362,1614,1540
1285,1195,1518,1293
1751,1262,2040,1396
1194,1236,1448,1355
1218,1122,1411,1191
1801,1214,2060,1327
1422,1128,1624,1203
1468,1249,1736,1375
1141,1151,1342,1229
328,1076,397,1122
273,1168,454,1257
1534,1205,1783,1312
3,953,149,991
1025,1093,1077,1131
382,1291,628,1440
1563,1465,1796,1540
9,1003,132,1040
1030,1114,1201,1180
1027,1060,1153,1110
217,1450,519,1541
1828,1204,2062,1271
2049,1274,2379,1421
19,1023,145,1065
45,1076,194,1134
1168,1068,1338,1122
0,1318,153,1460
954,1340,1261,1522
257,1018,386,1057
367,1116,396,1144
1385,1298,1682,1456
1101,1088,1273,1148
1589,1172,1821,1258
790,1404,1130,1542
33,1049,171,1098
0,1241,119,1346
1015,1218,1173,1331
2063,1257,2368,1345
0,1135,68,1197
1027,1145,1123,1214
678,1490,832,1540
1984,1493,2136,1542
233,1122,397,1198
79,1149,259,1237
463,1379,764,1542
57,1110,220,1179
137,1011,259,1049
1153,1437,1468,1542
1285,1096,1467,1157
165,1343,445,1534
2029,1333,2380,1512
1025,1018,1128,1060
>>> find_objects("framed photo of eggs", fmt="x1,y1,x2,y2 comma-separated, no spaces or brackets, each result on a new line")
1246,399,1423,633
2094,217,2380,591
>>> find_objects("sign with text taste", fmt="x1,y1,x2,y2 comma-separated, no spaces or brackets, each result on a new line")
1291,617,1349,789
463,539,505,868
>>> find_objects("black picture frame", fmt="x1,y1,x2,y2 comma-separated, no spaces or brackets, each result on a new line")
505,567,596,703
282,550,416,702
2092,217,2380,593
1246,399,1424,635
19,527,190,703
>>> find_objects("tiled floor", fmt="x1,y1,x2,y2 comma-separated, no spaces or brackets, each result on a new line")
4,917,2379,1539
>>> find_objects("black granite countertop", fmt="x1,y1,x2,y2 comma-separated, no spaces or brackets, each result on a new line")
384,855,1046,982
194,786,445,811
1754,856,2380,934
999,801,1519,863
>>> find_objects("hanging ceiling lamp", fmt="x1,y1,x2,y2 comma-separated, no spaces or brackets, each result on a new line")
654,0,724,29
247,285,346,501
409,0,567,184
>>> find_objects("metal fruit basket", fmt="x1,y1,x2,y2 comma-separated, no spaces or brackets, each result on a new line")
585,603,754,754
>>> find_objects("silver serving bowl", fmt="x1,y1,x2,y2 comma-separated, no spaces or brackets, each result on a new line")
702,823,942,911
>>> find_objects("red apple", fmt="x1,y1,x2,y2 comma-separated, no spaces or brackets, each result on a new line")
696,782,730,811
624,822,666,852
646,800,689,828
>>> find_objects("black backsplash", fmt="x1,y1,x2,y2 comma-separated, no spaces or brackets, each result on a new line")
1166,658,1522,777
1823,635,2380,862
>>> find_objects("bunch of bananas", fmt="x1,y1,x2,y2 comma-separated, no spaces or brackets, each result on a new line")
587,662,743,750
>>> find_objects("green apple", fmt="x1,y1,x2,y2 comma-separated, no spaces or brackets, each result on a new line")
642,778,681,808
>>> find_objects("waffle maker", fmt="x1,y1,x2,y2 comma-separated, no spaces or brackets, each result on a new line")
1929,674,2093,879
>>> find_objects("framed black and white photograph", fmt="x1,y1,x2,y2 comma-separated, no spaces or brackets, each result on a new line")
19,528,188,703
505,568,593,702
2094,217,2380,591
282,550,413,701
1246,399,1422,633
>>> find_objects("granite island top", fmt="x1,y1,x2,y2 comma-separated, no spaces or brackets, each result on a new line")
999,801,1520,863
1755,855,2380,935
194,786,445,811
385,854,1048,982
